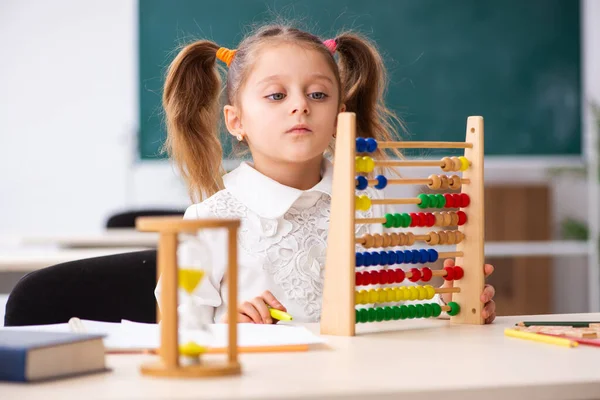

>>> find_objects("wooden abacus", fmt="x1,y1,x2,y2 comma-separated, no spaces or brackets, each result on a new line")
136,217,242,377
321,112,485,336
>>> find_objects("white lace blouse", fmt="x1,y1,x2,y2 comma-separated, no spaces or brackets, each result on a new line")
157,158,442,324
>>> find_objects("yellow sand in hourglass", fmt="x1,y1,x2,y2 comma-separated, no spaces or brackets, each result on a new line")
178,268,208,358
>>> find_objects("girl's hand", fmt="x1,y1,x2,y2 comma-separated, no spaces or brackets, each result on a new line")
440,259,496,324
220,290,287,324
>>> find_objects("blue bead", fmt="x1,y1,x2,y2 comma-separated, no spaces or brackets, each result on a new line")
363,252,371,266
371,252,381,265
355,252,363,267
355,175,368,190
419,249,429,263
366,138,378,152
356,137,367,153
411,250,420,264
374,175,388,190
404,250,413,263
428,249,438,263
387,250,397,265
395,250,405,264
379,251,389,265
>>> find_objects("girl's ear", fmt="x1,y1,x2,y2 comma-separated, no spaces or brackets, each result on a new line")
340,103,346,113
223,105,244,139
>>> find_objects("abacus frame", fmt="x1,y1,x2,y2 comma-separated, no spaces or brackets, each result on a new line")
321,112,485,336
136,217,242,377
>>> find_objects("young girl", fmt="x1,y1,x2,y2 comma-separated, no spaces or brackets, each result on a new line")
158,24,496,326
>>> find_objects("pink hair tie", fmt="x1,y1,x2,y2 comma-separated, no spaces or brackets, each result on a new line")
323,38,337,54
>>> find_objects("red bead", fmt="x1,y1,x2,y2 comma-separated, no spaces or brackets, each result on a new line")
394,268,405,283
452,194,461,208
443,266,455,281
356,272,362,286
410,213,418,227
378,270,387,285
421,267,432,282
365,271,375,285
426,213,436,227
453,266,464,280
444,193,454,208
386,269,395,284
409,267,421,282
460,193,470,207
457,211,467,225
417,212,426,227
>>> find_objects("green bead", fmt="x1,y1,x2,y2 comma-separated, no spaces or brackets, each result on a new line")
407,305,416,319
393,306,401,320
393,213,403,228
376,307,385,322
415,304,425,318
359,308,369,323
384,213,395,228
368,308,376,322
399,305,408,320
417,193,429,209
402,213,412,228
384,307,393,321
428,194,438,208
355,309,359,323
432,303,442,317
448,301,461,316
436,194,446,208
423,303,433,318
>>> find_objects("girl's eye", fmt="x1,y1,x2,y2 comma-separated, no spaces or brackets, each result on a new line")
309,92,328,100
266,93,286,101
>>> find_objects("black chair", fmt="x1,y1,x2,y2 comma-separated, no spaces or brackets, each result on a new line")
4,250,157,326
105,209,185,229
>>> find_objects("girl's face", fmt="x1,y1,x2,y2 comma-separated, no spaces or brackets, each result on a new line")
226,44,343,165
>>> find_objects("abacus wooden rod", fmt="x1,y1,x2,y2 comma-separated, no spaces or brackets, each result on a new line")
377,141,473,149
375,160,445,168
371,198,421,205
436,287,461,294
359,178,471,186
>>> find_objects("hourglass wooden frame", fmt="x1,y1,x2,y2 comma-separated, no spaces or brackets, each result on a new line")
321,112,485,336
136,217,242,378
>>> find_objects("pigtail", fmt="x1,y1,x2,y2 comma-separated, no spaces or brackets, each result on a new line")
335,32,405,161
162,40,225,202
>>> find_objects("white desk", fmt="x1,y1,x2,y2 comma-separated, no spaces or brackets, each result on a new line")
0,247,150,272
2,313,600,399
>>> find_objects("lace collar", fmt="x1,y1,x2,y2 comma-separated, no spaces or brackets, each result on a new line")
222,158,333,219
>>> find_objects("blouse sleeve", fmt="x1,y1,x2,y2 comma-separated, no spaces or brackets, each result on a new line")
154,203,227,325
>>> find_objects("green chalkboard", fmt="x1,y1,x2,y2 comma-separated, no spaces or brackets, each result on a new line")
139,0,581,159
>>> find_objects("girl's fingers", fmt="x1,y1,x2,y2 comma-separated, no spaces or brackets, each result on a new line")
482,300,496,321
239,302,263,324
484,264,494,277
237,314,253,323
261,290,286,311
443,259,455,268
250,297,272,324
480,284,496,303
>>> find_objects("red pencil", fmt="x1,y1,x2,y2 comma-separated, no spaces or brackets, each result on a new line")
541,333,600,348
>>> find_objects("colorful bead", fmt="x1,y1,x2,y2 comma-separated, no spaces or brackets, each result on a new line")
399,305,408,319
376,307,386,322
423,303,433,318
368,308,376,322
460,193,470,207
431,303,442,317
394,268,405,283
425,285,436,300
441,157,452,172
411,250,420,264
428,249,439,262
447,301,461,316
356,195,372,211
407,305,417,319
408,286,419,301
366,138,378,152
444,193,454,208
363,252,372,266
427,174,441,190
369,290,379,303
355,272,362,286
355,156,365,173
454,266,464,280
359,308,368,323
419,249,429,263
409,267,421,282
356,175,368,190
427,194,438,208
458,156,469,171
370,252,380,265
356,137,367,153
383,213,394,228
384,306,393,321
380,251,389,266
375,175,387,189
449,175,462,190
356,252,364,267
409,212,418,227
421,267,433,282
394,288,403,301
417,193,429,209
395,250,405,264
404,250,413,263
417,286,427,300
444,266,455,281
401,213,412,228
393,306,401,320
415,304,425,318
387,251,397,265
435,194,446,208
426,213,436,227
391,213,401,228
363,156,375,173
457,210,467,225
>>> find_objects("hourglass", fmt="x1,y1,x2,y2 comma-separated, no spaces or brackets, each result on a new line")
136,217,241,378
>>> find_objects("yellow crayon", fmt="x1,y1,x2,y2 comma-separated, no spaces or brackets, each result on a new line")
504,328,578,348
269,307,293,321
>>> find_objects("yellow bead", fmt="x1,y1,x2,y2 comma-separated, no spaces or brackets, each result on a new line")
369,289,379,303
362,156,375,173
418,286,427,300
355,156,365,173
359,290,368,305
356,195,371,211
424,285,436,300
459,156,469,171
393,287,402,302
408,286,418,301
386,288,395,302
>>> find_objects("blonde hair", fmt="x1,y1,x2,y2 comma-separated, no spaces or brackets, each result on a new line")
163,24,404,202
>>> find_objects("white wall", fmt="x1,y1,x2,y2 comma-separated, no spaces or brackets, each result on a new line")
0,0,598,312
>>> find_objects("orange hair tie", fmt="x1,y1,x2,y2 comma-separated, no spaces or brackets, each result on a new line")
216,47,236,67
